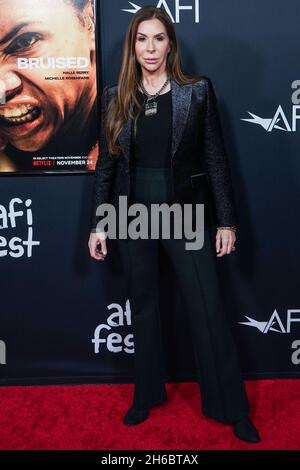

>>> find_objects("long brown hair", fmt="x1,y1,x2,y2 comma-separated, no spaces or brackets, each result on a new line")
105,5,204,157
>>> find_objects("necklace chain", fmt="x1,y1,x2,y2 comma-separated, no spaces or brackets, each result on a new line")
139,76,170,99
138,77,170,117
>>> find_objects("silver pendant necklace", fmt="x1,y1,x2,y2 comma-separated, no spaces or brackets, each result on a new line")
138,77,170,117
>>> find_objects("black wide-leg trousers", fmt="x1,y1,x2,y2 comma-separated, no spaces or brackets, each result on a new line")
119,166,249,424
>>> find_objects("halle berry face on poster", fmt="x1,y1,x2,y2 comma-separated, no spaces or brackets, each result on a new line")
0,0,98,173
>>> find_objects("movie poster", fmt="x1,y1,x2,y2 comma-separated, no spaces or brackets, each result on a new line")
0,0,99,174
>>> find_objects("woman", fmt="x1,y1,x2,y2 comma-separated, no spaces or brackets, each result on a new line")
89,6,260,444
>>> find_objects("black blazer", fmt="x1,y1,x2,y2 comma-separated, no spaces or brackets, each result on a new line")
90,76,237,232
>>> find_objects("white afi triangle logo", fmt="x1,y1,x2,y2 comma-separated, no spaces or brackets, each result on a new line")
122,1,140,14
239,309,300,334
122,0,201,23
241,104,300,132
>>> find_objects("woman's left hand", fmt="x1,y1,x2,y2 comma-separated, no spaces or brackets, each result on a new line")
216,229,236,257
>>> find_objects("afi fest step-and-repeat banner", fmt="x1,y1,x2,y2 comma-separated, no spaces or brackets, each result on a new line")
1,0,300,385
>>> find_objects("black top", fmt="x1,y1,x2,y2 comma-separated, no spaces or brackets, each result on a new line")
131,88,172,168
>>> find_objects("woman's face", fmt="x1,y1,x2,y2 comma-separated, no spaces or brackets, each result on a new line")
135,19,170,76
0,0,96,152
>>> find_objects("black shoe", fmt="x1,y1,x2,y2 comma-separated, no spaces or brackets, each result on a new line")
123,396,167,426
232,416,261,443
123,406,149,425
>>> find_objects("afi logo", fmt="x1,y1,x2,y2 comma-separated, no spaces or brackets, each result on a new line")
239,309,300,334
0,197,40,258
241,105,300,132
122,0,201,23
92,299,134,354
0,340,6,365
241,80,300,132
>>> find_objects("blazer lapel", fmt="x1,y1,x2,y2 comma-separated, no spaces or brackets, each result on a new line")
118,78,192,162
170,79,192,159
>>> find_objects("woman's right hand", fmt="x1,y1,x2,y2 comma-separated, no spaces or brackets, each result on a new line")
88,231,107,261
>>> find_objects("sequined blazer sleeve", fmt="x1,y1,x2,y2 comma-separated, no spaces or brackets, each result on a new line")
203,77,238,228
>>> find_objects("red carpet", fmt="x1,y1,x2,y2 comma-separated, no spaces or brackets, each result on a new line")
0,379,299,450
